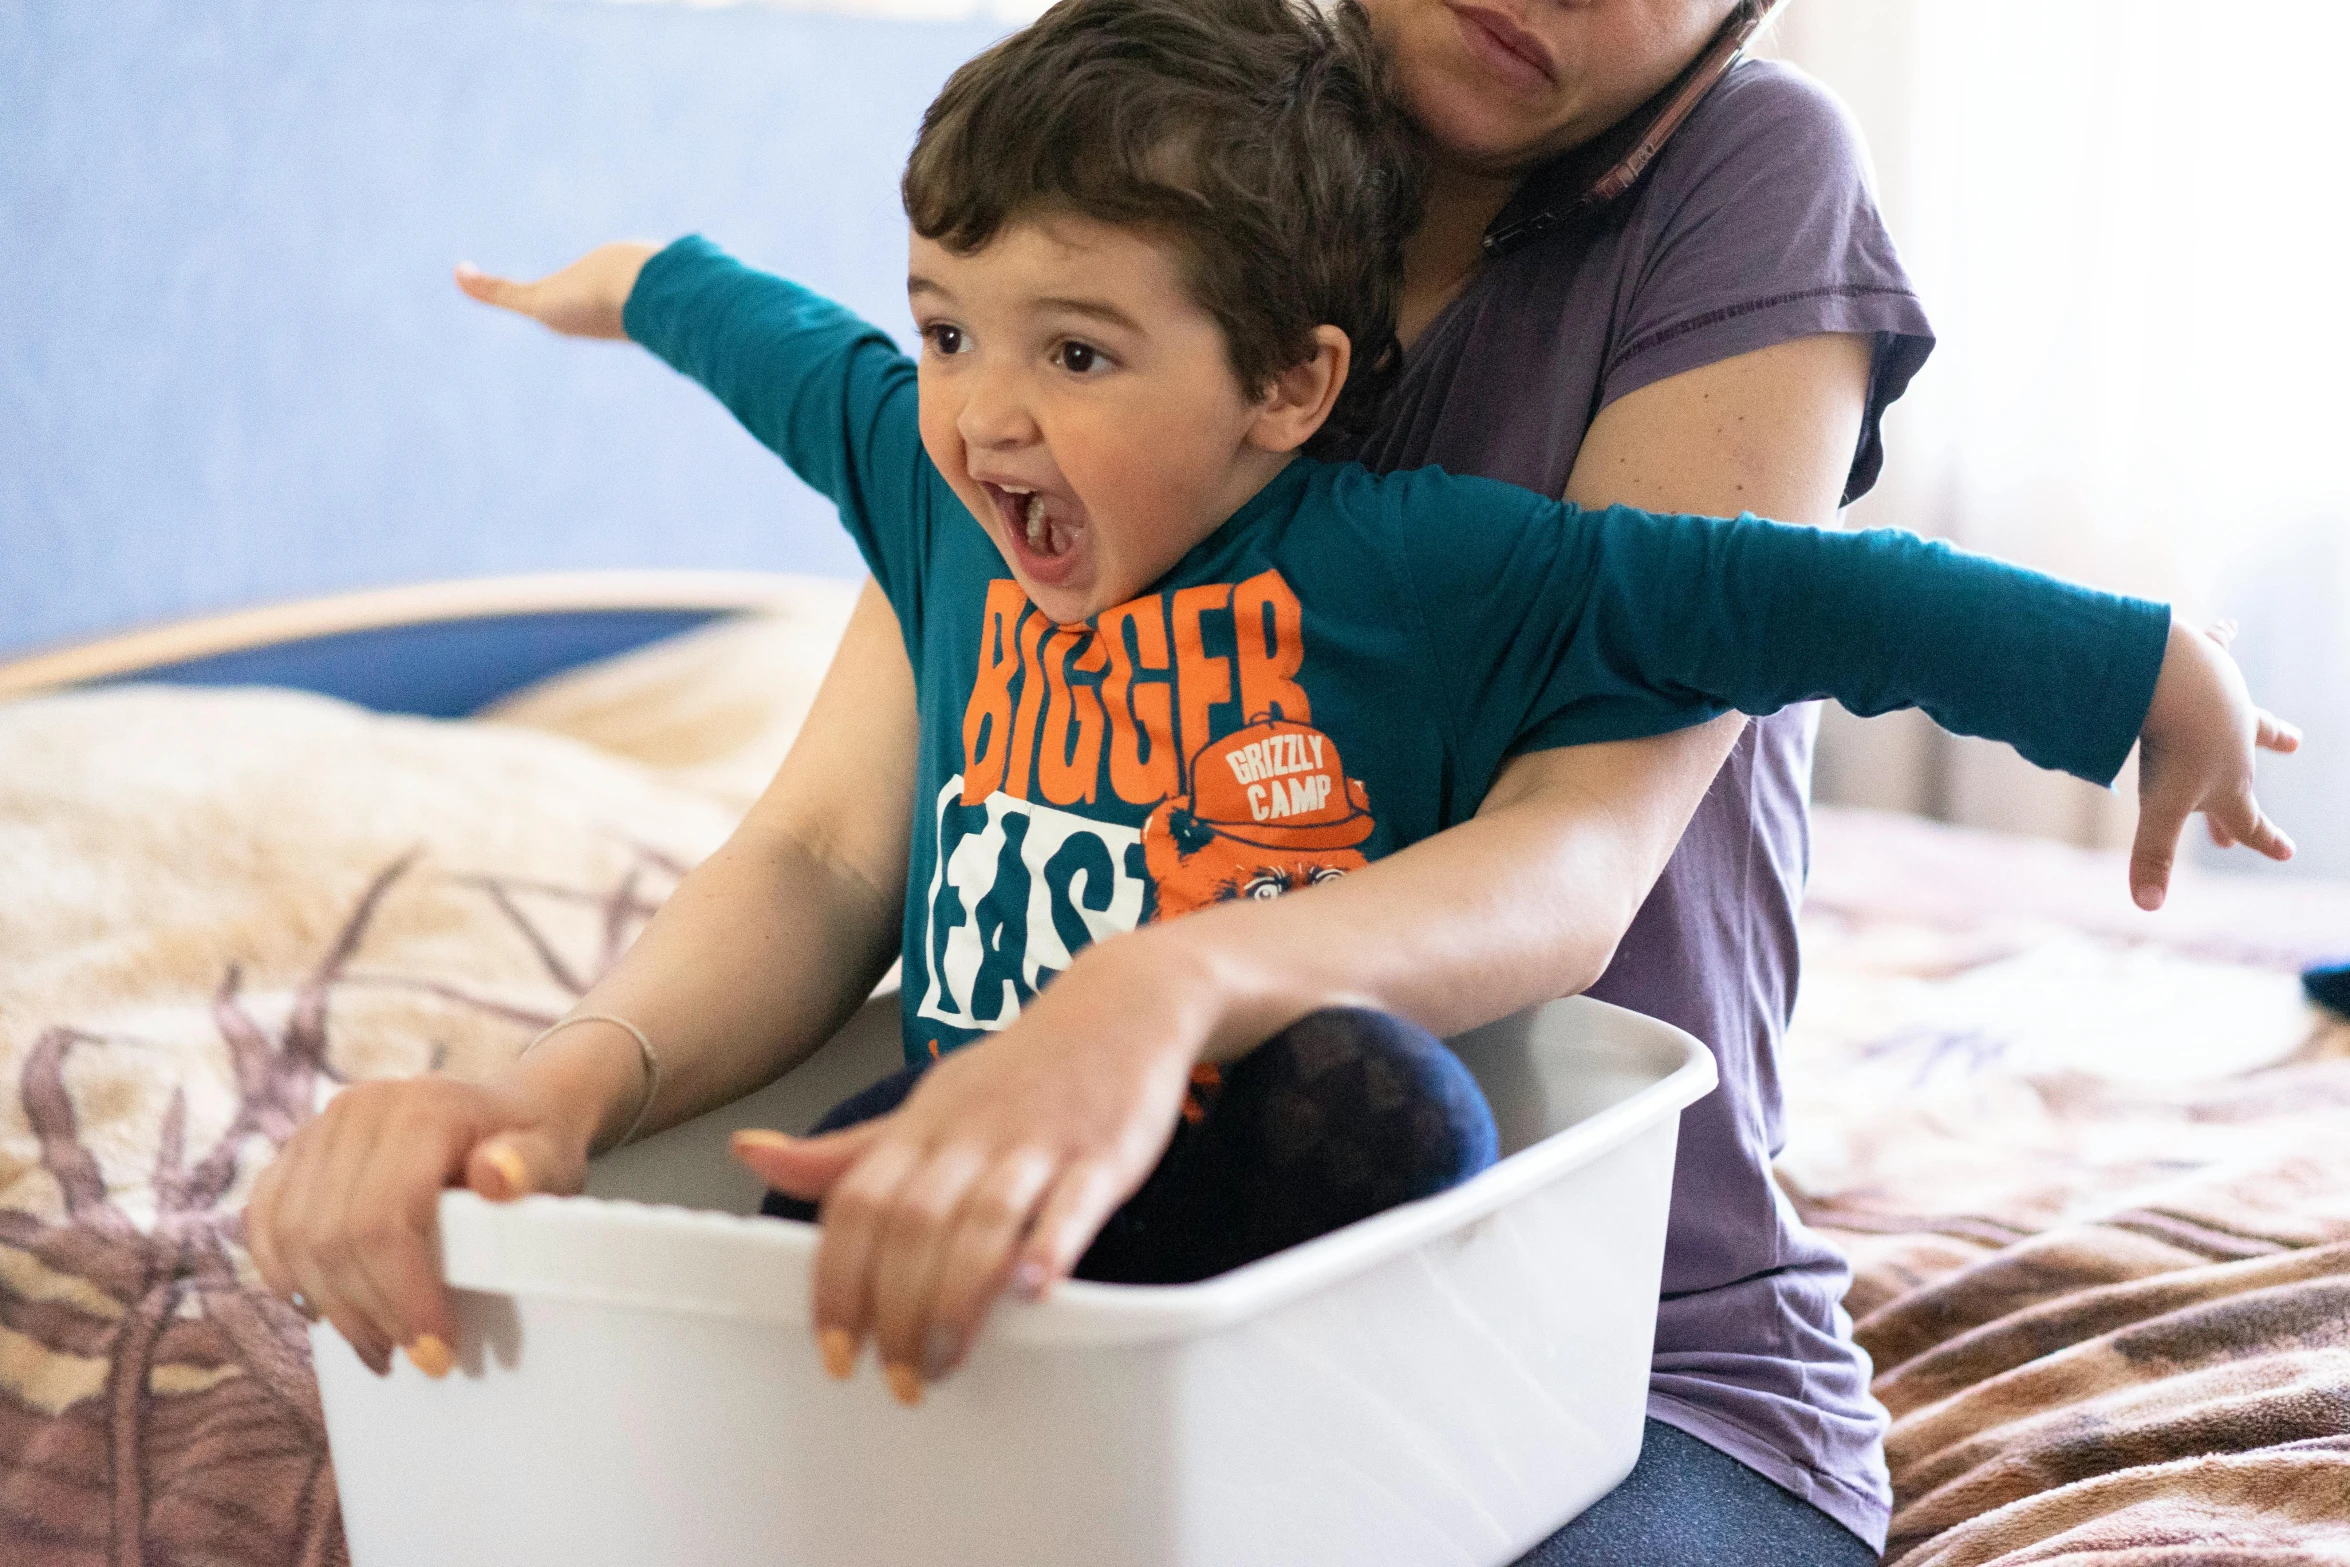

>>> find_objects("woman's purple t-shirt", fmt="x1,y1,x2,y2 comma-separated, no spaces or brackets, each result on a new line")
1340,60,1933,1548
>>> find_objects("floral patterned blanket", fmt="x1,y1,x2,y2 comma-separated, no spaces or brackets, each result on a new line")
0,590,849,1566
2,588,2344,1566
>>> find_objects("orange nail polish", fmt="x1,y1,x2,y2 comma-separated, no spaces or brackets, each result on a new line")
481,1143,529,1199
732,1129,794,1156
885,1362,924,1408
407,1334,454,1379
820,1328,857,1380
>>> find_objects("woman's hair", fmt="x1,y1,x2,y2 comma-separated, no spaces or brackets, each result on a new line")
902,0,1424,451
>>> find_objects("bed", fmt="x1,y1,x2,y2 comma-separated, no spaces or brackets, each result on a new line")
3,585,2347,1565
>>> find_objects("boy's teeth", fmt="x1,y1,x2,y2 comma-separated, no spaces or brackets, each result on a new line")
1024,493,1045,547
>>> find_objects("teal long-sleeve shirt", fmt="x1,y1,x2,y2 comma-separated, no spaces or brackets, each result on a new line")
625,235,2170,1057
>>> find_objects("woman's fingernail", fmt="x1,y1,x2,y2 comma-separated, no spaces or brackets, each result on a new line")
819,1328,857,1380
885,1362,924,1408
407,1334,454,1379
481,1143,529,1199
921,1325,958,1382
1010,1259,1047,1300
455,261,481,279
732,1129,794,1156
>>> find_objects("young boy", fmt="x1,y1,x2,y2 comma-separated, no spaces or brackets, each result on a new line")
266,0,2294,1405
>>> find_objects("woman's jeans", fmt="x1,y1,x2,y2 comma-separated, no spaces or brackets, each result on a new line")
1514,1420,1881,1566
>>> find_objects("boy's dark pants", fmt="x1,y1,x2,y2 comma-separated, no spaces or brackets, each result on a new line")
762,1007,1499,1283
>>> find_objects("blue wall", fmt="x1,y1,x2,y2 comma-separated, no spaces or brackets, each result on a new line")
1,0,1003,656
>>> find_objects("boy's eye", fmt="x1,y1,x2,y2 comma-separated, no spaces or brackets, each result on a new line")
1055,340,1106,375
923,323,967,356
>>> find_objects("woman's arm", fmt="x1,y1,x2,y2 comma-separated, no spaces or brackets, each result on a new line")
1564,332,2294,900
1564,332,1873,524
735,334,1878,1400
244,579,916,1374
739,710,1744,1399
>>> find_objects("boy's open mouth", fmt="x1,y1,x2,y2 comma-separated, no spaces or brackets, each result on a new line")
983,480,1085,583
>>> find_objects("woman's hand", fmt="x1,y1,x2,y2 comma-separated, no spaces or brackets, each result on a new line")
731,932,1210,1405
242,1039,630,1377
454,242,660,340
2129,617,2301,909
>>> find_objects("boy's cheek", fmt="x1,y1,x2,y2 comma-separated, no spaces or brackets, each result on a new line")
915,412,983,518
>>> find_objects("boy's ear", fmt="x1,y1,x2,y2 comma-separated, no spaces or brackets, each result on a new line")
1248,326,1351,454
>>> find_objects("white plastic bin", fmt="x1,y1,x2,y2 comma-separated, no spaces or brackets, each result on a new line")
314,993,1714,1567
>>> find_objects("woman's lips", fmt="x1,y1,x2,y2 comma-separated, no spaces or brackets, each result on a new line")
1445,3,1557,94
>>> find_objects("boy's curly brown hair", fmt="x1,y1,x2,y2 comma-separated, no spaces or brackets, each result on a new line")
902,0,1424,453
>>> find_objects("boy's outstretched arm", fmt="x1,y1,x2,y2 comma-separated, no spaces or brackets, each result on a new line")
1501,504,2302,910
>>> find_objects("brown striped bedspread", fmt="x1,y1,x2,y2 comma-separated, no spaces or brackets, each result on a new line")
4,621,2346,1566
1786,809,2350,1565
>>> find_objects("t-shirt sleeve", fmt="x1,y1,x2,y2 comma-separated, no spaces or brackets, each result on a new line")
1382,468,2169,791
623,234,941,634
1600,61,1935,504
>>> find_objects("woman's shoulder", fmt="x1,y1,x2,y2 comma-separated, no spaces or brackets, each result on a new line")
1674,57,1872,173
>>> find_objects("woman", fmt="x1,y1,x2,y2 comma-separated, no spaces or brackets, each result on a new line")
1340,3,1930,1560
256,3,1925,1560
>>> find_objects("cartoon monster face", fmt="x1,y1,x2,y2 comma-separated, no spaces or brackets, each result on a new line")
1144,827,1368,920
1140,714,1378,922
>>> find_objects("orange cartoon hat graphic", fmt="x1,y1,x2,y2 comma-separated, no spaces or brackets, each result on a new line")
1169,715,1374,853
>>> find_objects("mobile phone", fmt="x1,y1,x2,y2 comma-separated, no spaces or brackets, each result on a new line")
1484,0,1791,256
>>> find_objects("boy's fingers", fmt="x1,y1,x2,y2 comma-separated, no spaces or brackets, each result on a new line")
733,1122,883,1201
452,263,520,309
2222,792,2294,864
2128,783,2193,912
452,264,565,329
2207,816,2236,849
2255,710,2303,754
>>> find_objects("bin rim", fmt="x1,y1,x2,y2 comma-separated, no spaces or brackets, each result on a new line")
435,995,1716,1347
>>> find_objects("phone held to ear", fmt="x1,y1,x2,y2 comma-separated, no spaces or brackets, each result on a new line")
1483,0,1791,257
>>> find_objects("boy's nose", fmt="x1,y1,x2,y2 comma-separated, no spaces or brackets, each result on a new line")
956,366,1039,449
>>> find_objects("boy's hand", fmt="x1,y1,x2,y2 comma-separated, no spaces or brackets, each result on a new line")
454,242,660,340
2130,617,2301,910
731,933,1211,1405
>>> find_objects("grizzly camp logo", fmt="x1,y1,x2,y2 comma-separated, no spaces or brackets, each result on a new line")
916,572,1376,1034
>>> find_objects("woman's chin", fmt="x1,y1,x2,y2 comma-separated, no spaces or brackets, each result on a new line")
1397,57,1563,172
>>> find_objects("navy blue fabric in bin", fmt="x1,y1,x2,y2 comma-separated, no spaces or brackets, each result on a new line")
762,1007,1499,1284
2306,963,2350,1021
